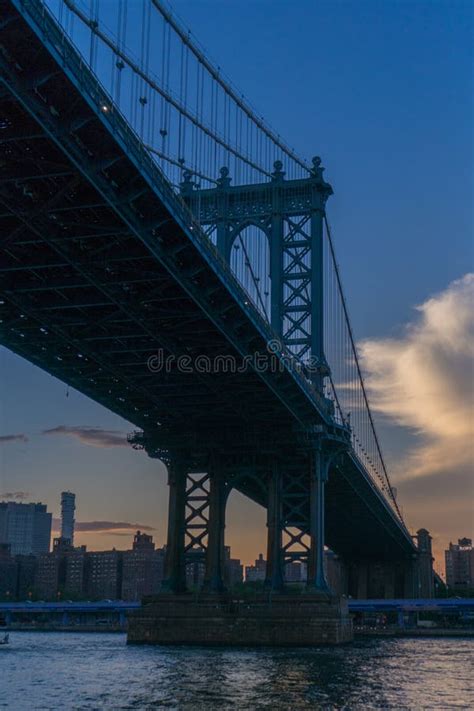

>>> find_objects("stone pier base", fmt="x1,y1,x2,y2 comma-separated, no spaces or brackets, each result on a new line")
127,593,353,646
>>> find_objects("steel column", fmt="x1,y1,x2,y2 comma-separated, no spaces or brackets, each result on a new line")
307,445,330,592
162,459,187,593
216,167,231,260
310,194,324,389
270,166,284,335
264,459,284,591
202,471,226,592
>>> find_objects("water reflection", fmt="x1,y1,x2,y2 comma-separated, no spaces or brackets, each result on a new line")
1,633,472,709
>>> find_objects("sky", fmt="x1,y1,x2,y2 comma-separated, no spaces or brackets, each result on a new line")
0,0,472,572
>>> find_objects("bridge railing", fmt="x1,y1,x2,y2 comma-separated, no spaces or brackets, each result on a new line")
48,0,310,188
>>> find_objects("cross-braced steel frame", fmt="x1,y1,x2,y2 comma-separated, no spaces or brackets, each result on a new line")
181,157,332,369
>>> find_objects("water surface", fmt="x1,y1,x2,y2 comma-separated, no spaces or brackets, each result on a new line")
1,632,473,709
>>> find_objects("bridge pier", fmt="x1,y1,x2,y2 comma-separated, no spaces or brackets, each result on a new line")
344,549,435,600
128,442,353,645
403,556,418,598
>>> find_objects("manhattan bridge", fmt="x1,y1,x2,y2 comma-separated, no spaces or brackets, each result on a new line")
0,0,434,642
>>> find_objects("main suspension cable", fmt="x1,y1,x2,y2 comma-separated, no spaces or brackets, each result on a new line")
323,215,403,520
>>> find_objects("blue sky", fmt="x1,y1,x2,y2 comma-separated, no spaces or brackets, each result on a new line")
172,0,472,336
1,0,472,568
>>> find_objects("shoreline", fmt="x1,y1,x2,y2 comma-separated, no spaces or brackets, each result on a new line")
354,628,474,638
3,626,474,638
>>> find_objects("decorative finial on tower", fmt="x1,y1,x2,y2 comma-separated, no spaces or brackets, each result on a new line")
272,160,285,181
310,156,325,182
217,166,231,188
179,169,195,195
310,156,333,197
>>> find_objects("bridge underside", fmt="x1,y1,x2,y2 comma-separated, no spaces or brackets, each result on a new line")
0,0,415,570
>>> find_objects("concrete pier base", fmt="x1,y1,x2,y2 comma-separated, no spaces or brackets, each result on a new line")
127,593,353,646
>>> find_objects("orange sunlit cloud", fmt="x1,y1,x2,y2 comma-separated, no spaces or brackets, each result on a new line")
359,273,474,567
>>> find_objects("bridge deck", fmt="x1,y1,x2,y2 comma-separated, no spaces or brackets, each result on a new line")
0,0,415,561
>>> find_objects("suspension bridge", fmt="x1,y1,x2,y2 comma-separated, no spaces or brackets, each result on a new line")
0,0,434,644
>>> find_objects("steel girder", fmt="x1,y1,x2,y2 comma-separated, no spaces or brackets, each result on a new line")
0,0,417,563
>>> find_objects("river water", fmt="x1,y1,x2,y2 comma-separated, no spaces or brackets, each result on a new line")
1,632,473,709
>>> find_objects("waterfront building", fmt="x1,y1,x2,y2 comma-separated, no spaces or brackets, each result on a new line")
3,528,245,600
0,501,52,556
60,491,76,545
285,561,307,583
185,549,206,589
175,545,244,591
15,554,37,600
0,543,17,600
86,550,123,599
245,553,266,582
64,546,88,598
121,531,165,601
34,537,88,600
445,538,474,590
184,546,243,590
35,554,63,600
34,537,73,599
224,546,243,587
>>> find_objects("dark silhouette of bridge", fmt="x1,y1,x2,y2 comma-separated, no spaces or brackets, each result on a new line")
0,0,434,626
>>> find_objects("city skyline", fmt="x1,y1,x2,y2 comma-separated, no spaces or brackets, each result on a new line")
0,0,472,572
0,487,472,581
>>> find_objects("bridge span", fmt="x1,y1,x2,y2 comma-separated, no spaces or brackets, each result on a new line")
0,0,434,643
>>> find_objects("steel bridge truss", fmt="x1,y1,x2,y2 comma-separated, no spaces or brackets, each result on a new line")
181,158,332,367
0,0,419,598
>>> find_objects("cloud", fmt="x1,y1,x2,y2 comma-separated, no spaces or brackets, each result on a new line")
0,433,28,444
42,426,128,448
52,518,154,532
0,491,30,500
359,273,474,481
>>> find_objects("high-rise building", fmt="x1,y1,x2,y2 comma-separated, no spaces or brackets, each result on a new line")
445,538,474,590
35,551,63,600
15,555,37,600
64,547,88,598
245,553,266,582
0,543,18,600
185,550,206,589
34,537,73,600
0,501,52,556
122,531,165,601
285,561,307,583
86,550,123,599
33,537,87,600
60,491,76,545
224,546,243,588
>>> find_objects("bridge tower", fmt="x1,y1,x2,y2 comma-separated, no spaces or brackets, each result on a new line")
180,156,333,379
129,158,351,624
175,158,341,586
